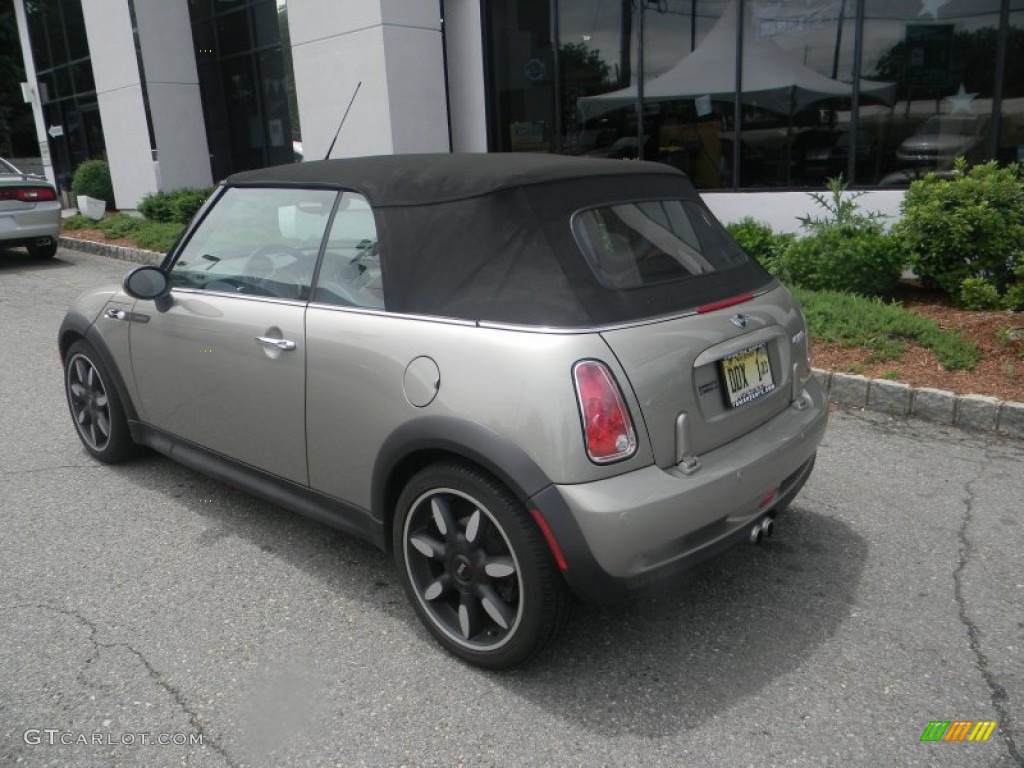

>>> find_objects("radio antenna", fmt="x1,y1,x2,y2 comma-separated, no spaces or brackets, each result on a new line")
324,81,362,160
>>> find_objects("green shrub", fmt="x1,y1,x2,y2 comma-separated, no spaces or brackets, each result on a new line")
170,187,212,224
61,215,95,230
138,190,174,222
958,277,1002,310
780,227,903,296
1002,283,1024,311
71,159,113,202
776,176,903,296
131,221,185,252
792,286,979,370
97,213,143,239
725,218,793,277
139,186,214,224
895,159,1024,299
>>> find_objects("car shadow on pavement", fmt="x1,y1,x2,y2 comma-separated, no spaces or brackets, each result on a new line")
507,505,867,737
0,248,74,272
108,456,865,738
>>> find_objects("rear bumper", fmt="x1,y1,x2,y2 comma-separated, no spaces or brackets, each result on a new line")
0,204,61,248
531,379,827,602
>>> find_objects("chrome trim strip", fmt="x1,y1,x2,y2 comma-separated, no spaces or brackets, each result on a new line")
305,301,477,327
170,287,308,307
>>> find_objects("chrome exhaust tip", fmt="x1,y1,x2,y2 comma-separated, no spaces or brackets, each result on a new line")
760,516,774,539
749,523,764,545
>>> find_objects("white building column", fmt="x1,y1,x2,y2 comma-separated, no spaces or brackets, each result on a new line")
288,0,450,159
132,0,212,193
444,0,488,152
11,0,57,190
81,0,210,210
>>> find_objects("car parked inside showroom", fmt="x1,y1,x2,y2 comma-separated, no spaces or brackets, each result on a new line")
59,153,827,668
0,157,60,258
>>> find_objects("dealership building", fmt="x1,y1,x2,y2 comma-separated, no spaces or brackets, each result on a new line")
12,0,1024,229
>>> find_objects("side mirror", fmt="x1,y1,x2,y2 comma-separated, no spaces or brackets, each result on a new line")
123,266,170,300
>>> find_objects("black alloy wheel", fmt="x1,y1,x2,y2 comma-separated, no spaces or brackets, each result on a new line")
64,340,138,463
394,461,570,669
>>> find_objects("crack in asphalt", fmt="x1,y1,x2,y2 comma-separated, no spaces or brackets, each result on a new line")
954,449,1023,766
15,603,240,768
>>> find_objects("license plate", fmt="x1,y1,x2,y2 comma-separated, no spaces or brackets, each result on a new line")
719,343,775,408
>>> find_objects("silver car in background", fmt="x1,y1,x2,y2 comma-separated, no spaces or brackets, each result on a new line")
60,154,827,668
0,157,60,259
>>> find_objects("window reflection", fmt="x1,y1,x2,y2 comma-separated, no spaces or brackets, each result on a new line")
487,0,1018,191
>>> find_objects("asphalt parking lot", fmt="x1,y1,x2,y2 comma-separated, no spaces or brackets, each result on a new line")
1,246,1022,768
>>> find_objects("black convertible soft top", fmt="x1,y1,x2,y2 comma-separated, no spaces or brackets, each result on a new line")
225,153,772,326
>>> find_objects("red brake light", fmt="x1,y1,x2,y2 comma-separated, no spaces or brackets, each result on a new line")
572,360,637,463
696,293,754,314
0,186,57,203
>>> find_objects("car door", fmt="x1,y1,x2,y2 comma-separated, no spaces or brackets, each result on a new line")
129,186,338,485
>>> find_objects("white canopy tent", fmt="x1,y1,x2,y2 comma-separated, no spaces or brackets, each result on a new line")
578,0,895,121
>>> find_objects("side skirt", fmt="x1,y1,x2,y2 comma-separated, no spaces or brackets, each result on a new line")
129,422,387,550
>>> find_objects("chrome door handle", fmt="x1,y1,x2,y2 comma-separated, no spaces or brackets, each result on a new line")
105,308,127,320
254,336,296,351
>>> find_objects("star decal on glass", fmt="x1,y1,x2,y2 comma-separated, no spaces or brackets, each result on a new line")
918,0,951,20
945,83,979,114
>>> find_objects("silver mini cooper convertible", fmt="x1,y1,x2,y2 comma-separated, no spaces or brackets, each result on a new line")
60,154,827,668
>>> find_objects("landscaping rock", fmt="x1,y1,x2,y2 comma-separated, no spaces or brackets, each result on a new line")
956,395,1001,432
997,401,1024,439
868,379,912,416
912,387,958,425
829,374,870,407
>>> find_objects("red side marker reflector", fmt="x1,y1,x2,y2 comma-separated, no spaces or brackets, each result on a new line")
530,508,568,571
697,293,754,314
759,490,777,509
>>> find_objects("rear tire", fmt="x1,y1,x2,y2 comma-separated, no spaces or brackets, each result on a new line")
64,340,139,463
28,241,58,259
393,461,570,669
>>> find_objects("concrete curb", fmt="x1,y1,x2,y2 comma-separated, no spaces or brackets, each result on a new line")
58,237,1023,441
59,236,163,266
816,369,1024,440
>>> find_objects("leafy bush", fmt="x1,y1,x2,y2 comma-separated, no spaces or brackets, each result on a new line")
958,277,1002,310
895,160,1024,300
781,227,903,296
131,221,185,252
97,213,143,239
1002,283,1024,311
792,286,979,370
61,215,96,230
777,177,903,296
139,186,214,224
71,159,113,202
725,218,793,276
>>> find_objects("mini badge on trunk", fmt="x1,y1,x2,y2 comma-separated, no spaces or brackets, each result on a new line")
730,313,748,329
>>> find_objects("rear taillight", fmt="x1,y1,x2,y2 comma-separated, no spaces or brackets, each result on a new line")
0,186,57,202
572,360,637,463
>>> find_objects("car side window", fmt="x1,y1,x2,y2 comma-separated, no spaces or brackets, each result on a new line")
312,192,383,308
170,187,337,301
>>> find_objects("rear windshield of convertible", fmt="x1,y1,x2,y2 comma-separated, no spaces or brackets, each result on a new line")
572,199,751,290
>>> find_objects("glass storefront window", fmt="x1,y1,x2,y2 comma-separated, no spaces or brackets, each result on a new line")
190,0,298,178
487,0,1020,191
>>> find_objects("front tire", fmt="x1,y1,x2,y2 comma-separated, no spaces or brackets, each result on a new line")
393,461,570,669
64,340,138,463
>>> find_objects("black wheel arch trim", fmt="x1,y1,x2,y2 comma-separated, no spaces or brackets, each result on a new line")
371,416,555,525
58,312,140,424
